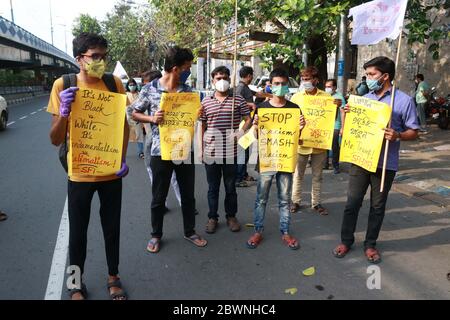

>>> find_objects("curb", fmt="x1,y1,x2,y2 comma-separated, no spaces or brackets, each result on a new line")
6,94,49,106
393,183,450,208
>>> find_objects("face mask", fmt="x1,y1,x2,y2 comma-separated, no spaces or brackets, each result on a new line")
367,74,385,92
129,86,137,92
325,88,334,94
271,85,290,97
215,79,230,93
85,59,106,79
302,81,314,92
265,85,272,94
180,70,191,84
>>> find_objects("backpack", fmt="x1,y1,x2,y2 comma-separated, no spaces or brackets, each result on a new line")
59,73,119,172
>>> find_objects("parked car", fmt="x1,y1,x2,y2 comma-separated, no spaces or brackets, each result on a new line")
0,95,8,131
249,75,300,99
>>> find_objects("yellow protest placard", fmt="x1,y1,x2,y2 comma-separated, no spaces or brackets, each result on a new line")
340,95,392,172
258,108,300,173
68,88,126,176
299,95,337,150
159,93,201,161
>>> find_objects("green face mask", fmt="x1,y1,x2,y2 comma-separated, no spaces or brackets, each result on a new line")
85,59,106,79
271,85,290,97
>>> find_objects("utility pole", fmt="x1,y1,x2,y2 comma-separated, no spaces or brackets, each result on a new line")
9,0,14,23
49,0,54,45
337,12,347,94
206,41,211,89
302,43,308,68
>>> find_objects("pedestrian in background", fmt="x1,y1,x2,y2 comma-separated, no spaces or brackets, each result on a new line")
126,78,145,159
356,76,369,96
414,73,430,133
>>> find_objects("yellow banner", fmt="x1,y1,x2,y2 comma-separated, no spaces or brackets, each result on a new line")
340,95,392,172
299,95,337,150
68,88,126,176
159,93,201,161
258,108,300,173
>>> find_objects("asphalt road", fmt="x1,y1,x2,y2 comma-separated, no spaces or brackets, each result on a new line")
0,96,449,300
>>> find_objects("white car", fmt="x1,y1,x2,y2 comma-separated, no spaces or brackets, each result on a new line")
0,95,8,131
249,75,300,99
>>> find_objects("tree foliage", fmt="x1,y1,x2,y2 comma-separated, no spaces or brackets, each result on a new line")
72,14,102,38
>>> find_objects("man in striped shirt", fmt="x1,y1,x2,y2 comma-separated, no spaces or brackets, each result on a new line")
200,66,252,234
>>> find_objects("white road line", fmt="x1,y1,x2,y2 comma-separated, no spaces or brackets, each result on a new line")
45,197,70,300
7,121,15,126
31,112,37,115
19,116,27,120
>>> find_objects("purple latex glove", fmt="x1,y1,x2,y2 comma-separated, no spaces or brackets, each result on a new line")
59,87,79,118
116,161,129,178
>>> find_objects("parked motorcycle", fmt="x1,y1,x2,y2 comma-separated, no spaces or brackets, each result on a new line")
427,87,449,130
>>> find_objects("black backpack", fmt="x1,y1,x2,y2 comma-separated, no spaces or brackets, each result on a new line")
59,73,119,172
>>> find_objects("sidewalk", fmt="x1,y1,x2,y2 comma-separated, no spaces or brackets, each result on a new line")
393,124,450,208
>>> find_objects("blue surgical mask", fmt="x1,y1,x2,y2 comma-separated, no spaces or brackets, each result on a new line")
180,70,191,84
367,74,386,92
272,85,290,97
129,85,137,92
302,81,314,92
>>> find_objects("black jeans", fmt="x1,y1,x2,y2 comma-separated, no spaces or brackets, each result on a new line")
68,179,122,276
332,129,341,169
205,158,238,220
341,165,396,249
150,156,196,238
236,148,250,182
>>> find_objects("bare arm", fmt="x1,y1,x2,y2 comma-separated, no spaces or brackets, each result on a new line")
49,115,68,146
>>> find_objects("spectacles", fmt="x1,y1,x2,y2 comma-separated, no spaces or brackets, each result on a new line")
81,53,108,61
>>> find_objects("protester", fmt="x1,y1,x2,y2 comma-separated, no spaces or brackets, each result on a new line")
290,66,333,216
47,32,129,300
247,68,306,250
132,47,207,253
200,66,252,234
333,56,419,264
356,76,369,96
414,73,430,133
126,78,145,159
324,79,346,174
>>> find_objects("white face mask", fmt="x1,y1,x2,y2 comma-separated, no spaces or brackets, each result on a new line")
215,79,230,93
302,81,314,92
325,87,333,94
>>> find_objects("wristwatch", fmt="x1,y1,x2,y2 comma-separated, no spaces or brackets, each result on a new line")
395,131,401,142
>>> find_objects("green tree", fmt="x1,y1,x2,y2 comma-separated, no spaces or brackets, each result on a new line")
72,14,102,37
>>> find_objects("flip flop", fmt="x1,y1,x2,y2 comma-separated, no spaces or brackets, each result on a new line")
146,238,161,253
107,279,127,300
184,234,207,247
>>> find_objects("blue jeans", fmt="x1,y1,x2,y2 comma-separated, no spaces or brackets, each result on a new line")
137,142,144,156
254,172,292,234
205,159,238,220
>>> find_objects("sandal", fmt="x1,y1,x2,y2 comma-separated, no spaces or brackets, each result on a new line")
289,203,301,214
107,279,127,300
333,244,351,258
184,234,208,247
244,175,256,182
69,283,88,300
146,238,161,253
313,204,328,216
246,232,263,249
365,248,382,264
282,234,300,250
0,211,7,221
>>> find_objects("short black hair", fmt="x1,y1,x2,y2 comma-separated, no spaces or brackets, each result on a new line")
363,56,396,81
211,66,230,79
326,79,337,87
164,46,194,72
72,32,108,58
142,70,162,83
416,74,424,81
239,66,253,79
269,68,289,83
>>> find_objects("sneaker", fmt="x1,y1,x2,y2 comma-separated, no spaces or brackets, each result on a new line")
226,217,241,232
205,219,218,234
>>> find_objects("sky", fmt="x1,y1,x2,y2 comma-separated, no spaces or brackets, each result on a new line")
0,0,126,56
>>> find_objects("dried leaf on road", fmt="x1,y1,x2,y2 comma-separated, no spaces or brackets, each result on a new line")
302,267,316,276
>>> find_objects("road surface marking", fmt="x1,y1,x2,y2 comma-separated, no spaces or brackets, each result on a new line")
19,116,27,120
7,121,15,126
31,112,37,115
45,197,70,300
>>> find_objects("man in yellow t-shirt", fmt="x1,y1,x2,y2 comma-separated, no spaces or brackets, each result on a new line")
47,33,129,300
290,66,339,216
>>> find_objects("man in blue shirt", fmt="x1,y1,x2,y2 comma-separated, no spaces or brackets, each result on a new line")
333,56,420,264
